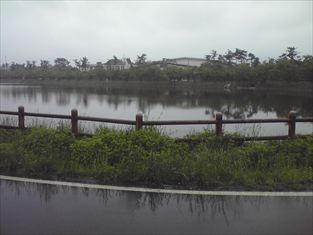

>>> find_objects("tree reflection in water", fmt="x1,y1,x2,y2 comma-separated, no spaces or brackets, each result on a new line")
1,84,312,118
2,179,311,228
0,84,312,136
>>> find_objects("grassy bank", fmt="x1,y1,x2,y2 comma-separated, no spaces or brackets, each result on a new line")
0,127,312,191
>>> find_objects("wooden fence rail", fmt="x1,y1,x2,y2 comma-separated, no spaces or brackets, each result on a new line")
0,106,312,140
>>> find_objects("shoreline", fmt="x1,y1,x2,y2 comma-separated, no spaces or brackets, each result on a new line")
1,78,313,93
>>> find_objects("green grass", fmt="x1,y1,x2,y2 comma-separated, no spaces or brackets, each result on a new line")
0,126,312,190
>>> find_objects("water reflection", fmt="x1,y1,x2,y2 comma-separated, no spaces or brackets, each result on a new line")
1,179,312,235
1,84,312,137
1,85,312,117
1,180,311,219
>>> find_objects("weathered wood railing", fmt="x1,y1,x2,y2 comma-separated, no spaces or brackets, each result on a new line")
0,106,312,141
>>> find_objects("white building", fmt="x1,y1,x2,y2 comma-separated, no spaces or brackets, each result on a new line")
164,57,206,67
152,57,206,69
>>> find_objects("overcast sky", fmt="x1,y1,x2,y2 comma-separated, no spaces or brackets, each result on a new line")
0,1,312,64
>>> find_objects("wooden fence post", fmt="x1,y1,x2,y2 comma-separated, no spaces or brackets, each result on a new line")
215,112,223,136
18,106,25,129
136,113,143,130
288,110,296,138
71,109,78,136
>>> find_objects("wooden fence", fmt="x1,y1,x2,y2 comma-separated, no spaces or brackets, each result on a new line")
0,106,312,141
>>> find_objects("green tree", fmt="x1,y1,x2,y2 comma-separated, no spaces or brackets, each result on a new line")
279,47,300,62
205,50,218,64
54,58,70,69
224,50,234,65
81,57,89,70
73,59,81,70
234,48,247,64
248,53,260,67
137,53,147,65
74,57,89,71
40,60,50,69
26,60,36,70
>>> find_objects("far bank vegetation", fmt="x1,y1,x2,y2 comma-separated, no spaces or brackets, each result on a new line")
1,47,312,82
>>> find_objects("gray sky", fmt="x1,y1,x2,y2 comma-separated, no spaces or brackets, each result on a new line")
1,1,312,64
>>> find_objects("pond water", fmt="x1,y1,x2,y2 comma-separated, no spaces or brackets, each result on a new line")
0,178,312,235
0,82,312,137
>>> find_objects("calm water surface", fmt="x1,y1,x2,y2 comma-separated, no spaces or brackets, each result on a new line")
0,179,312,235
0,83,312,137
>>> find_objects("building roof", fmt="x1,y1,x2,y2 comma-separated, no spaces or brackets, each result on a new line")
166,62,193,67
165,57,206,62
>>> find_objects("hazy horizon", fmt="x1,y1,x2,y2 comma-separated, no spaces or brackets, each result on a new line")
1,1,312,64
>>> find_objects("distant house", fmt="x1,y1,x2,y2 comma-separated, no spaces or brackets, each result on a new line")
104,57,132,71
88,62,106,70
165,57,206,67
152,57,206,70
84,64,96,71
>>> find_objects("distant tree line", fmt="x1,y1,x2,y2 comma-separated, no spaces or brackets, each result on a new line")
0,47,312,82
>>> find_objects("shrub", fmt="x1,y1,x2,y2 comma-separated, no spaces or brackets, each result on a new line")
115,128,178,184
0,143,19,172
70,128,127,166
0,127,312,190
18,127,75,175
